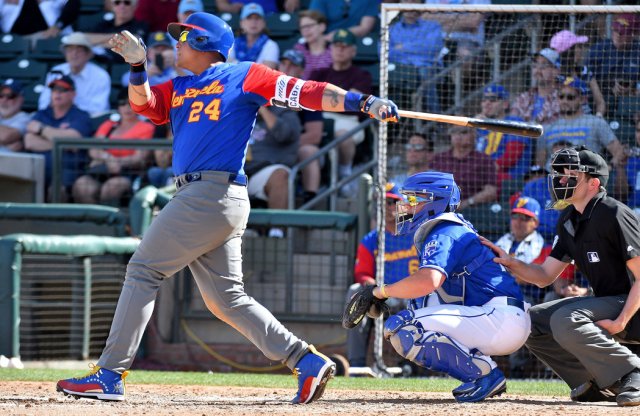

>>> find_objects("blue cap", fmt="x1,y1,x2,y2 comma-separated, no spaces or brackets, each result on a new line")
1,78,23,95
240,3,265,19
483,83,509,100
511,196,541,220
147,31,172,48
178,0,203,15
560,76,589,95
281,49,305,67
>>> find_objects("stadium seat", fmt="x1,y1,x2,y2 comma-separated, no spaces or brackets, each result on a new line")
79,0,106,14
266,12,299,38
275,36,301,54
110,63,129,87
354,34,379,64
0,33,29,61
31,36,65,63
219,12,240,32
0,58,48,83
362,63,380,92
76,12,114,32
22,82,46,113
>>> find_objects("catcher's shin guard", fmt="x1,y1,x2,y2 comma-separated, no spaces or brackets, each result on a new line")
384,311,491,382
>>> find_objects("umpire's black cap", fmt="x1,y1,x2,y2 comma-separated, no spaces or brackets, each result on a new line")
577,146,609,187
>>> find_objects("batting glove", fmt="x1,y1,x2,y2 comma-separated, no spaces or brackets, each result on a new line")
360,95,399,123
108,30,147,65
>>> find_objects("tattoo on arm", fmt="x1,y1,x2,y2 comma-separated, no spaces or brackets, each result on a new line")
323,88,340,109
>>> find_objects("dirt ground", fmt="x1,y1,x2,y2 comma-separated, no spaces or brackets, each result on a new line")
0,381,638,416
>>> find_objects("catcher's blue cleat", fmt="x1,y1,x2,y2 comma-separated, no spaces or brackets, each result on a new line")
56,364,129,401
292,345,336,404
453,367,506,403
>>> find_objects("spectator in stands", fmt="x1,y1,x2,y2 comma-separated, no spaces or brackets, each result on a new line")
511,48,561,125
176,0,203,23
228,3,279,69
134,0,179,33
0,0,79,39
215,0,285,14
537,77,624,169
551,30,606,117
121,32,178,86
294,10,332,80
615,115,640,215
346,183,418,368
0,79,30,153
475,84,531,183
309,29,372,197
431,125,497,211
245,103,302,234
72,89,154,206
38,32,111,116
146,124,174,189
24,76,93,200
309,0,378,39
389,0,444,113
278,49,324,205
389,131,434,186
587,13,640,105
84,0,149,62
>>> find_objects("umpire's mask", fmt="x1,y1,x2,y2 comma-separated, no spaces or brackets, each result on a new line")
547,146,609,210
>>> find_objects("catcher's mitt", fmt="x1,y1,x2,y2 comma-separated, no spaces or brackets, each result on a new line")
342,285,389,329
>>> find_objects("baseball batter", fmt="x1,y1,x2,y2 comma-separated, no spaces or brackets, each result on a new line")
56,12,398,404
344,171,531,402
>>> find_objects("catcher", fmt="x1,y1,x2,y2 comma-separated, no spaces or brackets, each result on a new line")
343,171,531,402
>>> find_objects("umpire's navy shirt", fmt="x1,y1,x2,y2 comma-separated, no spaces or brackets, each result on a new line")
550,191,640,297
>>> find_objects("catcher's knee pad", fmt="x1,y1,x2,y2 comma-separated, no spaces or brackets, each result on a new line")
383,309,418,340
411,331,492,382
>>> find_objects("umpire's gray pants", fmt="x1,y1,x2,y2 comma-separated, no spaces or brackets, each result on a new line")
98,171,308,373
526,295,640,389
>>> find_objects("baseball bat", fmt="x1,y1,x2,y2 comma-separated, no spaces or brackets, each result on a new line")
397,110,544,138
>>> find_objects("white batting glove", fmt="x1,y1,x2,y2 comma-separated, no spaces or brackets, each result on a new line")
360,95,399,123
108,30,147,65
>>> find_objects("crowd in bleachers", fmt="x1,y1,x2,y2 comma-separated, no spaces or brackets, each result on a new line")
0,0,639,224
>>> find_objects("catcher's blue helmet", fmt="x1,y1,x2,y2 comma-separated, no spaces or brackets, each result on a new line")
168,12,234,61
396,171,461,234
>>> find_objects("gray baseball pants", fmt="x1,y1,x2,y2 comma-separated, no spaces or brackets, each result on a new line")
526,295,640,389
98,171,309,373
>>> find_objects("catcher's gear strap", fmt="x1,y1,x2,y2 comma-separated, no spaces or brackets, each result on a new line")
384,311,491,382
272,75,308,111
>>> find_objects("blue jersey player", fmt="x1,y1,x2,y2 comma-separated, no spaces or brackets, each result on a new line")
370,171,531,402
56,12,399,405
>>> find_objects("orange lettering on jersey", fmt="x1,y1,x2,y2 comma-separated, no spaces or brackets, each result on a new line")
171,81,226,108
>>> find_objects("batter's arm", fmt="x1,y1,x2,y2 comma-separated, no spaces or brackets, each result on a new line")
372,267,446,300
479,236,566,288
596,256,640,335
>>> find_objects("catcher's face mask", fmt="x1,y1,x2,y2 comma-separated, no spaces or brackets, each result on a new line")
547,147,586,210
395,192,433,235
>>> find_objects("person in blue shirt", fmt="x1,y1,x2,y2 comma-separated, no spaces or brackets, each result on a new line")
24,75,93,200
368,171,530,402
309,0,378,39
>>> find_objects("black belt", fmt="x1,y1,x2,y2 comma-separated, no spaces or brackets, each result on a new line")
507,297,525,311
175,172,248,188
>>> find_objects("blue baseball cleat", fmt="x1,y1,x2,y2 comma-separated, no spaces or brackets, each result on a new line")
292,345,336,404
56,364,129,401
453,367,507,403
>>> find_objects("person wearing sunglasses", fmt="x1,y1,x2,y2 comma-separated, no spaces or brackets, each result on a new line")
0,79,30,153
56,11,398,404
390,131,434,187
475,83,532,184
537,77,625,174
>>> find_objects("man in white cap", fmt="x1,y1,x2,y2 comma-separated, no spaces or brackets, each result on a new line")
38,32,111,116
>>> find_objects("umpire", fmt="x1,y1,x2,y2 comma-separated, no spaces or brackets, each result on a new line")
481,145,640,406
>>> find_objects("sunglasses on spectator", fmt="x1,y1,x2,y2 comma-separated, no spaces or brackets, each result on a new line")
0,93,17,99
117,99,129,106
482,95,501,102
558,93,577,100
404,143,427,151
511,213,535,221
299,22,319,31
112,0,132,5
52,86,72,93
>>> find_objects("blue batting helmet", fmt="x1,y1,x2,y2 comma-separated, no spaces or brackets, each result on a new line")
168,12,234,61
396,172,461,234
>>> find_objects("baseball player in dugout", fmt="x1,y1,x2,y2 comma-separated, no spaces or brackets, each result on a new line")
343,171,531,402
55,12,398,404
481,145,640,407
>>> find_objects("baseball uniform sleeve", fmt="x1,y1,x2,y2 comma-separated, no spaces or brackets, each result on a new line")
129,80,174,125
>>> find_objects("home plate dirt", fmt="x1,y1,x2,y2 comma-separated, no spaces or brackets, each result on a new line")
0,381,637,415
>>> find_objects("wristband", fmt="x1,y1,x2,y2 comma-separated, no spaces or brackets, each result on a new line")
129,61,148,86
379,284,389,299
344,91,364,112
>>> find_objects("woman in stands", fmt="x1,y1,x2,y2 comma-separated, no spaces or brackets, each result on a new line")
228,3,279,69
294,9,332,80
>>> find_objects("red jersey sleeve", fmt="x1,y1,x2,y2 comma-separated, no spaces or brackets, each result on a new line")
353,242,375,284
242,63,328,111
129,80,173,125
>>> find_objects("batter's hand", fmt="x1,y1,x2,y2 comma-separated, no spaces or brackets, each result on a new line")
109,30,147,65
478,236,517,269
360,95,399,123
